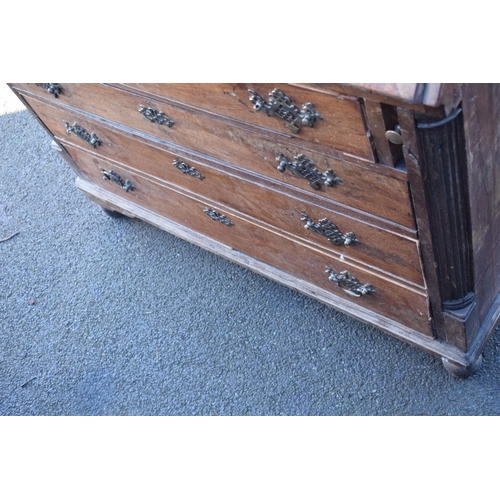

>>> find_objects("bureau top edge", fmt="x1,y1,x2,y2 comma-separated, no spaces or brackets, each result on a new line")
114,82,461,115
292,83,462,116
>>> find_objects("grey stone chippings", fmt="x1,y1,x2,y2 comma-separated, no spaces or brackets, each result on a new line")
1,83,500,416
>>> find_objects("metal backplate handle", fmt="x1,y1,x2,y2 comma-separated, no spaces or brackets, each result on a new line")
301,213,359,246
173,159,205,180
100,168,134,192
36,83,62,98
203,208,233,226
139,105,174,127
325,268,375,297
248,88,322,134
276,152,341,190
64,121,102,148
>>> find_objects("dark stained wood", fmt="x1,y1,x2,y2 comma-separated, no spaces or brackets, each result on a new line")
13,82,375,162
400,106,477,351
362,99,396,167
62,144,433,336
400,101,485,353
59,137,424,286
462,84,500,330
10,82,500,377
110,83,375,161
19,90,416,229
12,84,408,182
398,108,447,341
415,108,474,309
442,354,482,378
442,302,479,352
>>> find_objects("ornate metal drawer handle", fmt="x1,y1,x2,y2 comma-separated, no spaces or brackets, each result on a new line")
64,121,102,148
36,83,62,98
276,152,341,190
248,88,322,134
100,168,134,192
173,159,205,180
139,105,174,127
203,208,233,226
301,213,359,246
325,268,375,297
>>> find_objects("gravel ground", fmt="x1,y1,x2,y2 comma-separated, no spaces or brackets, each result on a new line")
1,83,500,416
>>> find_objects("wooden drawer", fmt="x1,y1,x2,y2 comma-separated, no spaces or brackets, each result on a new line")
13,82,500,377
19,89,416,229
16,83,374,161
22,92,423,285
111,83,375,161
62,143,433,337
54,121,423,287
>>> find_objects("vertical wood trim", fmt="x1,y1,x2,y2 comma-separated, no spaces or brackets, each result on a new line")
398,108,446,341
415,108,474,309
362,99,394,166
400,105,478,351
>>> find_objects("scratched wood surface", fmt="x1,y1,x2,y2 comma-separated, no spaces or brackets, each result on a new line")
462,84,500,325
11,82,500,375
62,143,433,336
18,89,416,229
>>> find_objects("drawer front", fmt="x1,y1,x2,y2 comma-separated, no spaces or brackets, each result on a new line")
19,90,416,229
111,83,375,161
23,93,423,285
16,83,375,161
62,143,433,337
51,116,423,286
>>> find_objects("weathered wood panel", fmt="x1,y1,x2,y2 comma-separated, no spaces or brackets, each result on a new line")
63,143,433,336
462,84,500,326
18,90,416,228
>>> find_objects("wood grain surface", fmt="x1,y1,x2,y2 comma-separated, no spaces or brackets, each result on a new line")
62,143,433,336
18,89,416,229
108,83,375,161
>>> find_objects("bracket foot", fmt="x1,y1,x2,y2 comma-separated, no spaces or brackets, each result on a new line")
441,355,483,378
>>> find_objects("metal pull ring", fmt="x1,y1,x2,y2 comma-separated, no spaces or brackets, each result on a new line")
248,88,322,134
301,213,359,246
64,121,102,148
139,105,174,127
325,268,375,297
100,168,134,192
276,152,341,190
36,83,62,98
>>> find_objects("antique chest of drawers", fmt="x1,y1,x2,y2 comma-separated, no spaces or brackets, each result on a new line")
8,82,500,377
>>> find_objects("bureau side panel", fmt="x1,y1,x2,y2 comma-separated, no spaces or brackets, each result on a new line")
462,84,500,324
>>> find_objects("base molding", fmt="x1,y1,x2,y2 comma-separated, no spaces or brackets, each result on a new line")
75,177,500,378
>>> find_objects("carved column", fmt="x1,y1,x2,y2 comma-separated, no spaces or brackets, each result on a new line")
414,107,478,351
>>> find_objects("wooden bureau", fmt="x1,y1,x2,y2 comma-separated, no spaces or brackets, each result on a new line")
8,82,500,377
